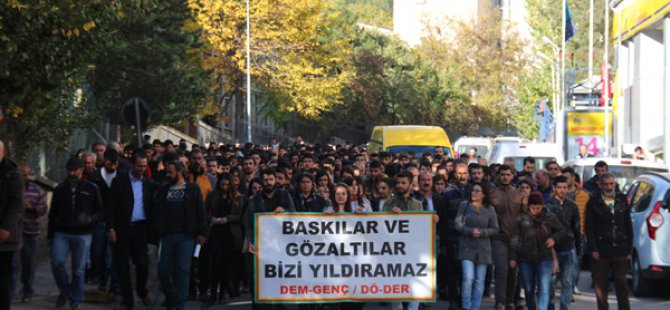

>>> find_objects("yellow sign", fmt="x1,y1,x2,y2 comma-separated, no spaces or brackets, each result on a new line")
613,0,670,42
566,111,614,137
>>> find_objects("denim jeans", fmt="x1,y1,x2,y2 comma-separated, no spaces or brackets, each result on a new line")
50,232,92,304
461,260,487,310
158,233,195,309
518,260,553,310
10,234,38,297
391,301,419,310
549,249,576,310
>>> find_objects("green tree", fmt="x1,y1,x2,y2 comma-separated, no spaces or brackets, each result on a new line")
88,0,209,127
0,1,116,159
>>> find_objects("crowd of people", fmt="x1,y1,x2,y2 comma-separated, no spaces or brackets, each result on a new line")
0,137,633,310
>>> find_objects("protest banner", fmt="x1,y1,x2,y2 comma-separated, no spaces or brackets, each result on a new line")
254,212,436,303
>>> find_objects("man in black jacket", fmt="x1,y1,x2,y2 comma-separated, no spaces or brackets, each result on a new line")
0,140,24,310
545,176,581,310
107,153,156,310
153,160,207,310
442,163,470,308
245,168,295,309
585,173,632,310
48,157,104,310
414,172,449,303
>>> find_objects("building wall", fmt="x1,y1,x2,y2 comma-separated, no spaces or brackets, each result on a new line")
631,30,664,149
393,0,531,47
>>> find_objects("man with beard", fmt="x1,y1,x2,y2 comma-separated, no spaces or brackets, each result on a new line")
384,171,438,310
241,156,259,194
245,168,295,309
442,163,470,308
153,161,207,310
364,160,384,199
48,157,104,309
585,173,632,310
91,142,106,169
489,165,524,310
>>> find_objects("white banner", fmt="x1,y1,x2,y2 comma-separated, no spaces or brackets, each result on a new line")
254,213,436,303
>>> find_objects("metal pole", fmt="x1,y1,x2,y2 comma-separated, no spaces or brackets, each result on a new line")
664,17,670,164
604,0,610,156
561,0,567,157
245,0,252,143
133,98,142,147
617,8,623,158
588,0,594,79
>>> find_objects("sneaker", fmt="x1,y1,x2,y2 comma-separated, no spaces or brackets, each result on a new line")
21,292,32,303
70,302,81,310
495,303,506,310
573,287,581,295
56,293,69,308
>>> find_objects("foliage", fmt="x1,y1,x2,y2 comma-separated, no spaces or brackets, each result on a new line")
88,0,209,127
188,0,350,120
329,0,393,29
0,0,115,159
416,13,532,135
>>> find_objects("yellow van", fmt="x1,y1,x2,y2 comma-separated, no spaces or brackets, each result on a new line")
367,125,453,157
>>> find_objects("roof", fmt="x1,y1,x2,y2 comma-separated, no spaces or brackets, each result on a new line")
564,158,668,170
375,126,451,147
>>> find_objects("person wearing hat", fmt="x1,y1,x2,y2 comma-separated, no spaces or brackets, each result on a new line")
48,157,104,309
510,193,565,310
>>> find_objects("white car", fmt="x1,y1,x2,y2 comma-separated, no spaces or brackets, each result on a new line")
627,172,670,296
564,158,668,193
453,136,492,159
486,142,564,172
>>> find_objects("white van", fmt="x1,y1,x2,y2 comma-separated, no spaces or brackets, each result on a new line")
453,136,493,158
487,143,565,172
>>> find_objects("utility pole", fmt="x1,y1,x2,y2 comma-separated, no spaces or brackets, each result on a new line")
245,0,252,143
588,0,594,79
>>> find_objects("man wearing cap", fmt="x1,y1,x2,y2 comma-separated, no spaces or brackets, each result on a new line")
0,140,24,310
48,157,104,309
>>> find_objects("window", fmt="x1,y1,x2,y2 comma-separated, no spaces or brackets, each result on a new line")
631,181,654,213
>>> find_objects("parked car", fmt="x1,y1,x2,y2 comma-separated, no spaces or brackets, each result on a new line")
626,172,670,296
453,136,492,159
367,125,453,158
486,142,564,172
564,158,668,193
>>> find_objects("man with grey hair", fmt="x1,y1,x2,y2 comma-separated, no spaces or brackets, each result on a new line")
585,172,632,310
80,151,98,182
533,169,553,202
0,140,25,309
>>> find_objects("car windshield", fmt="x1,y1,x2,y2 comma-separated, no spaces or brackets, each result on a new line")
505,156,558,173
457,145,489,157
387,146,453,158
583,165,668,193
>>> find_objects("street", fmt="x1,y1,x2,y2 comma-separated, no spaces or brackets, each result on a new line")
10,251,670,310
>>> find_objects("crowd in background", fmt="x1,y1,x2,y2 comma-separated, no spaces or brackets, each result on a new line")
0,137,632,310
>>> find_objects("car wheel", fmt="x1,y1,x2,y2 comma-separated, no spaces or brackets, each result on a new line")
632,255,651,297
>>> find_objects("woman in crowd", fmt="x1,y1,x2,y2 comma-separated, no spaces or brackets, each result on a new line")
454,182,499,310
510,193,564,310
293,173,331,212
205,173,244,305
518,179,534,213
371,178,392,212
342,176,372,213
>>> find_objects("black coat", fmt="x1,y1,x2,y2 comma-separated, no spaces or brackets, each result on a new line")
292,191,329,213
545,197,582,254
414,191,450,242
106,173,156,233
0,158,24,251
152,182,208,238
510,210,565,263
244,189,295,244
48,179,104,239
585,193,632,258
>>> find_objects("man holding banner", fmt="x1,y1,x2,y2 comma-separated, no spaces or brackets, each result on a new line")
245,168,295,309
384,171,439,310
